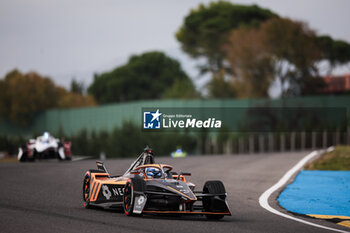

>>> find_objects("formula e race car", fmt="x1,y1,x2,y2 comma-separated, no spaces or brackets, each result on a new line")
82,147,231,219
18,132,72,162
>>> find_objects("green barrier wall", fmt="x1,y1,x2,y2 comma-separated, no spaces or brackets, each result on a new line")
1,96,349,136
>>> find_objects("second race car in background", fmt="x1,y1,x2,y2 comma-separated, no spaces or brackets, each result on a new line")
171,148,187,158
18,132,72,162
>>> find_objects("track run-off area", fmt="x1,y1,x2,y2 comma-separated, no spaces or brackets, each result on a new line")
0,151,349,233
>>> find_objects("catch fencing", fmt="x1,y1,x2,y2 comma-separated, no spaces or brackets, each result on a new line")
202,131,350,155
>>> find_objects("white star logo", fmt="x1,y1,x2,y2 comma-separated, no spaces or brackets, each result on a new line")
150,109,162,122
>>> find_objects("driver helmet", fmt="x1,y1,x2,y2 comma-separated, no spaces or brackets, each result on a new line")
145,167,161,178
43,132,50,142
176,148,182,153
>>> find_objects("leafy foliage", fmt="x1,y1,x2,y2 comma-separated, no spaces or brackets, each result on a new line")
0,70,60,126
259,18,322,96
0,70,96,126
88,51,198,103
178,2,350,98
224,27,274,98
0,135,26,155
316,35,350,72
56,86,96,109
1,122,198,157
163,79,200,99
207,74,236,98
69,122,198,157
223,18,326,97
176,1,277,77
70,78,85,94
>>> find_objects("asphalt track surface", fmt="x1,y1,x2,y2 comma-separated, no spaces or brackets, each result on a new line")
0,152,349,233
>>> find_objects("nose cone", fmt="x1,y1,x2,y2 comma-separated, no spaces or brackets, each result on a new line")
166,181,197,201
147,179,197,200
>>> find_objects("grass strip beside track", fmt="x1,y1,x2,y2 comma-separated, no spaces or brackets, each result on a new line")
305,145,350,170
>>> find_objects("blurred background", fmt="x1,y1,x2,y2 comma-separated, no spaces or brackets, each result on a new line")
1,0,350,159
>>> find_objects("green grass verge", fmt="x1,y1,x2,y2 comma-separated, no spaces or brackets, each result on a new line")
0,157,18,163
305,145,350,170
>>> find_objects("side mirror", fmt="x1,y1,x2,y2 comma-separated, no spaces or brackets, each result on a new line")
177,172,191,179
181,172,191,176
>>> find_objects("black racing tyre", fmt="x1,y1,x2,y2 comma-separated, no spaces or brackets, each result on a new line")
123,177,145,216
57,147,64,161
19,152,34,162
82,171,92,208
203,180,226,220
19,145,29,162
82,170,105,208
19,153,27,162
57,143,66,161
123,179,134,216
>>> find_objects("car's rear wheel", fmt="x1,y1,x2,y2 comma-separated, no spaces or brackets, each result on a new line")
19,151,27,162
19,145,33,162
83,170,105,208
82,171,92,208
203,180,226,220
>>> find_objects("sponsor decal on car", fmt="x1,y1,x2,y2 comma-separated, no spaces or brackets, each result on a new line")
133,195,147,214
102,185,112,200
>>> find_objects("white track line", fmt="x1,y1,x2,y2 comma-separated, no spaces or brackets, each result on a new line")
259,147,350,233
71,156,92,162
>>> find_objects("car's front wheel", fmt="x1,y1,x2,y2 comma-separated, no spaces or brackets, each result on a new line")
203,180,227,220
123,177,145,216
123,179,135,216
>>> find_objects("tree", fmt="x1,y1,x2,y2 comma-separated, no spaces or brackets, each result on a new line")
88,51,198,103
223,27,274,98
223,18,323,97
176,1,277,78
0,69,96,126
163,79,200,99
70,78,84,94
0,70,59,126
316,35,350,73
259,18,322,96
207,71,236,98
57,86,96,108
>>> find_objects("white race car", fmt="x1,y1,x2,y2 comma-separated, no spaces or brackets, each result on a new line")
18,132,72,162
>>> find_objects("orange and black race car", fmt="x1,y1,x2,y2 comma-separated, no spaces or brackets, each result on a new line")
82,147,231,219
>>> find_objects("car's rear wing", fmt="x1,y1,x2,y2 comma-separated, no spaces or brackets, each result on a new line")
96,161,110,176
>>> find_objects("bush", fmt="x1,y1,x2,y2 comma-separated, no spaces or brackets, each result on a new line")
0,135,26,155
0,122,199,158
69,122,198,158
